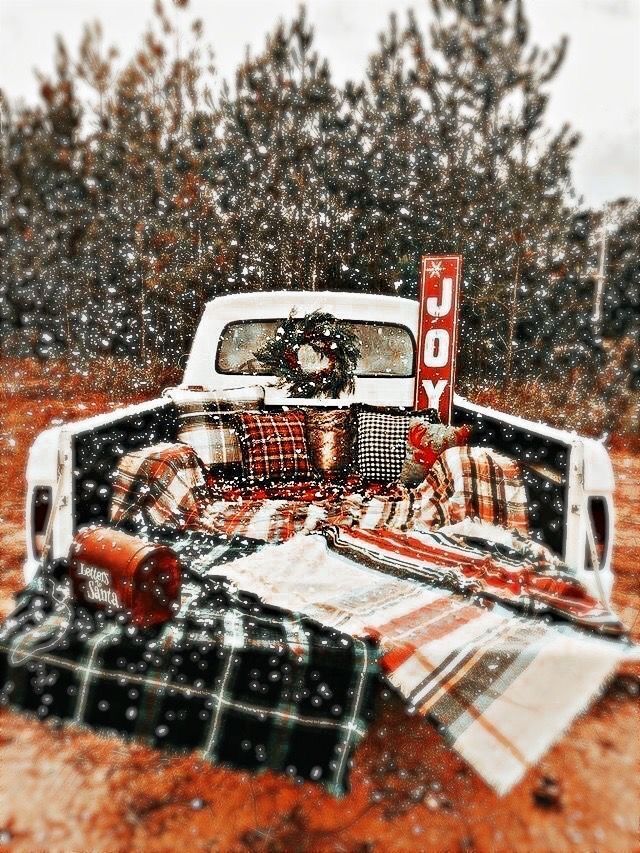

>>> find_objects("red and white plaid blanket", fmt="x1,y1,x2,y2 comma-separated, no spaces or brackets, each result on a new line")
110,442,209,529
322,525,624,637
109,442,413,539
415,445,529,535
108,443,635,794
199,528,632,795
110,442,530,542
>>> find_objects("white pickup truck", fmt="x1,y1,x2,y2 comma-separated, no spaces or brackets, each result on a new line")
24,291,615,601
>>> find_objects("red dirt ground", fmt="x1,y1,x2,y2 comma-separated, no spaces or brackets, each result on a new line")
0,373,638,852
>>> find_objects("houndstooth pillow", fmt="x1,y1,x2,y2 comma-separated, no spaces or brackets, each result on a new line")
355,407,440,483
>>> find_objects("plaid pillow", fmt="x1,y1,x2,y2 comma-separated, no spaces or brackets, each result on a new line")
234,410,311,483
355,407,440,483
166,386,264,473
177,411,243,470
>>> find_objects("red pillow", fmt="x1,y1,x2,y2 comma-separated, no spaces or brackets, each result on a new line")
399,420,471,486
234,410,311,483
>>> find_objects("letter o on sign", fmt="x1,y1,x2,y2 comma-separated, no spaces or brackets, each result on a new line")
424,328,450,368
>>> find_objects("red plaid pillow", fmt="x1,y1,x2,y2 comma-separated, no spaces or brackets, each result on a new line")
234,410,311,483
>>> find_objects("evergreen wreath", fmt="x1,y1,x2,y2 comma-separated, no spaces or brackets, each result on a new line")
254,310,361,398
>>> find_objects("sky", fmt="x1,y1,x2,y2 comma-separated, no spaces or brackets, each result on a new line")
0,0,638,208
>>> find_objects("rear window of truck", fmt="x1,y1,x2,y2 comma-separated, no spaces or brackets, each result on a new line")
216,320,415,377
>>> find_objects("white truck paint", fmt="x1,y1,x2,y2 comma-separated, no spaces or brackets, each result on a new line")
23,291,616,602
24,398,167,582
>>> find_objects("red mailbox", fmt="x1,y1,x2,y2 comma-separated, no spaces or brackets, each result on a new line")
69,526,181,628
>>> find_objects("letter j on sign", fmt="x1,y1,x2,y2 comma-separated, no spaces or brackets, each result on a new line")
414,255,462,424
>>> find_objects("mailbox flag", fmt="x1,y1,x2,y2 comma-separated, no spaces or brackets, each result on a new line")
414,255,462,424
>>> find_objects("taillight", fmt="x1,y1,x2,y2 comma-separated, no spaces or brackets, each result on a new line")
585,496,608,570
32,486,53,558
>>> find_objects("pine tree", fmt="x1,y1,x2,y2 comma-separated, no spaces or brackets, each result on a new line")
397,0,579,384
68,2,217,362
347,13,442,296
214,9,361,294
1,39,86,358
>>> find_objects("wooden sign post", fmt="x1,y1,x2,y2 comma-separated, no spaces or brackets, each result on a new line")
414,254,462,424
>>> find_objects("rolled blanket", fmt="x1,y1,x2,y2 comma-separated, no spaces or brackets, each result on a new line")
414,445,529,535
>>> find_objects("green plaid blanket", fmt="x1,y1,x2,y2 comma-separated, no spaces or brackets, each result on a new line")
0,533,379,796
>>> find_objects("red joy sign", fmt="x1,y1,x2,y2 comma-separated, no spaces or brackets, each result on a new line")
414,255,462,424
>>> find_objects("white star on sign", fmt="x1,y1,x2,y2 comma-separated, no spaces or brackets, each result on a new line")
426,260,443,278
